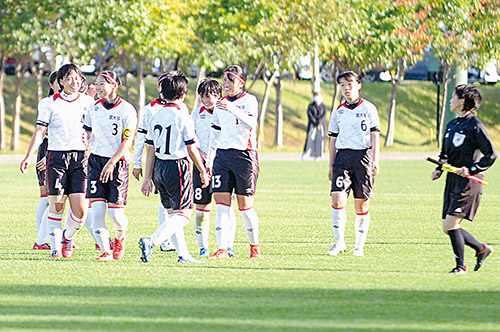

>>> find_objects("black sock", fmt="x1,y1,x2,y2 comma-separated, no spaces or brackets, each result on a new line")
460,229,483,252
448,229,465,267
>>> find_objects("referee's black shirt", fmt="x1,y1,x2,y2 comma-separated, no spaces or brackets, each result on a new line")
439,113,496,174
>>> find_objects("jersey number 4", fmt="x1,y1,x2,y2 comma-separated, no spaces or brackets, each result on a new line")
153,124,172,155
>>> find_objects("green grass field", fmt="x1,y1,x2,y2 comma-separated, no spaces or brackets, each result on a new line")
1,158,500,331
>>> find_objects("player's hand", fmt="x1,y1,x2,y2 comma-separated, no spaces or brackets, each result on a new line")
373,161,380,176
36,157,46,172
20,156,31,174
216,99,229,111
456,166,470,177
431,170,442,180
100,161,115,183
328,167,333,181
141,178,153,197
87,84,97,98
200,171,210,188
132,168,142,181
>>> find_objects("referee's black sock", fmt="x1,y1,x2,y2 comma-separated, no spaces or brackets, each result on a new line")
460,228,483,252
448,229,465,268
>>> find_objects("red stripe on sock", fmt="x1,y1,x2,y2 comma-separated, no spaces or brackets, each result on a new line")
331,206,344,210
356,211,370,216
239,207,253,212
48,216,62,221
216,203,231,207
40,194,48,198
196,208,211,213
108,205,125,209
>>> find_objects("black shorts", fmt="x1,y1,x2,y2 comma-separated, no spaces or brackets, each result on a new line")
46,150,88,196
331,149,373,199
87,154,129,205
193,164,212,205
36,137,48,186
153,158,193,211
212,149,259,196
442,172,483,221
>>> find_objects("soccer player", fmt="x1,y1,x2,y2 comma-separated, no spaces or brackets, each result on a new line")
327,71,380,257
32,71,59,250
133,73,177,253
431,84,496,274
206,65,261,259
83,70,137,261
138,71,209,264
192,78,237,257
20,63,95,259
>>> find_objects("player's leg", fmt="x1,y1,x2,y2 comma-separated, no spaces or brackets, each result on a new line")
91,199,111,256
227,200,237,257
443,215,467,273
236,195,260,258
210,193,232,258
34,185,49,248
47,194,66,258
158,202,175,252
34,206,50,249
327,165,350,256
193,166,212,256
353,198,370,256
107,160,130,260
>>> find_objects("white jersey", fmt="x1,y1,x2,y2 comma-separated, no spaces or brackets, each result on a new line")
134,100,189,167
191,105,213,156
145,103,197,160
84,97,137,159
328,98,380,150
210,91,258,150
36,92,95,151
37,96,52,139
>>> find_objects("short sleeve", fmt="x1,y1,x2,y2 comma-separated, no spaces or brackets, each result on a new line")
328,109,339,136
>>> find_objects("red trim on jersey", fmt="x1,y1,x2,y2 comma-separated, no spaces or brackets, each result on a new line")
54,92,81,103
163,103,181,110
339,98,364,110
196,208,211,213
331,206,345,210
151,99,162,107
178,162,183,210
200,106,213,114
96,97,123,109
216,203,231,207
239,207,253,212
246,128,254,150
356,210,370,216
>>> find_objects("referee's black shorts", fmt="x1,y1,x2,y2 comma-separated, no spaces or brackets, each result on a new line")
442,172,483,221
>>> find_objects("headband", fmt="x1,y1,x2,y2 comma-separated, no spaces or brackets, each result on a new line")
224,71,245,84
157,74,169,86
99,73,118,85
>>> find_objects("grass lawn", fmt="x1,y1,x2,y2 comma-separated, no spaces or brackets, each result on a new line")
1,158,499,331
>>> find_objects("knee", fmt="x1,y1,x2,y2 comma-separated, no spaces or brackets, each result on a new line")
331,200,345,209
54,203,65,214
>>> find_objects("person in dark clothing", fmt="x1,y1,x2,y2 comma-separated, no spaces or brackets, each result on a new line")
302,92,327,160
431,84,497,274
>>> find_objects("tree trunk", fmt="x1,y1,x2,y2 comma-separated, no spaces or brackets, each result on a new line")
120,50,131,101
11,62,24,151
0,53,5,150
246,58,264,92
136,59,146,118
257,69,279,149
192,65,206,111
312,44,321,94
274,75,283,148
438,66,452,147
384,59,405,147
32,61,44,102
330,61,341,112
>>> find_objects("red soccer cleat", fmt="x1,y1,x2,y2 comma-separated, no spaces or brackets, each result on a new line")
33,243,51,250
96,251,113,261
209,249,230,259
113,237,126,260
50,250,62,259
61,238,74,258
95,243,101,250
250,244,261,258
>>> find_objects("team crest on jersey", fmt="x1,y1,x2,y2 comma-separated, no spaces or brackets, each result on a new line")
109,115,121,121
452,132,466,147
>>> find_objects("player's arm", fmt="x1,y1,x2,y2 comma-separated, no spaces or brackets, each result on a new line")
141,143,155,197
100,129,135,183
328,135,338,181
20,125,47,174
371,130,380,176
133,111,148,180
187,143,210,188
470,122,497,174
217,98,257,129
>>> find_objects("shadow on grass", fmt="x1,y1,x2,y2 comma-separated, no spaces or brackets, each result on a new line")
1,285,499,331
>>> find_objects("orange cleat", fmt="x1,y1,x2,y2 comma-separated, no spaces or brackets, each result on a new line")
209,249,230,259
250,244,261,258
113,237,126,260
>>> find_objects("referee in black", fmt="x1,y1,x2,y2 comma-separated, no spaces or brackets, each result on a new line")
431,84,497,274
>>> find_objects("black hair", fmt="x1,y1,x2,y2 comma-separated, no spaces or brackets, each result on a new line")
455,84,482,112
336,71,360,84
80,75,88,93
197,78,222,98
57,63,82,90
99,70,122,86
48,71,58,96
224,65,246,83
159,71,188,101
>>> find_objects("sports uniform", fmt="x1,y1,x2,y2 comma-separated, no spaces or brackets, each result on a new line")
327,96,380,257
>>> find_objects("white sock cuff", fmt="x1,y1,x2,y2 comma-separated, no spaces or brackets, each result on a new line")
47,212,63,222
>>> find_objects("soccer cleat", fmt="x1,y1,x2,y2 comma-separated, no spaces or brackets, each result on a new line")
199,247,209,257
250,244,261,258
326,242,346,256
449,266,468,274
109,239,115,250
160,241,176,252
33,242,51,250
474,244,493,271
353,247,364,257
178,256,203,263
61,238,74,258
209,249,230,259
95,243,101,251
96,251,113,261
50,250,62,259
227,247,235,257
113,237,126,261
138,237,153,263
